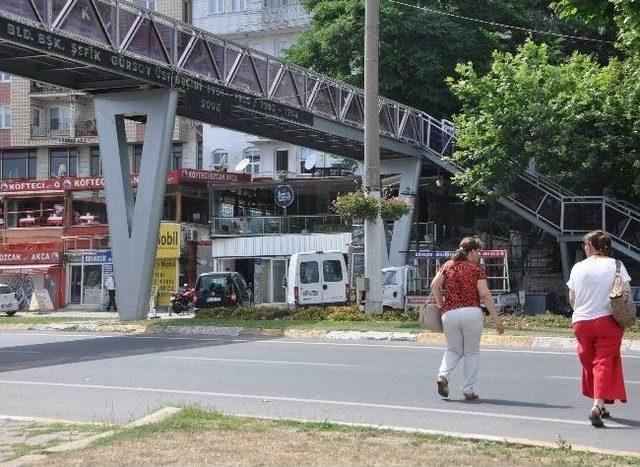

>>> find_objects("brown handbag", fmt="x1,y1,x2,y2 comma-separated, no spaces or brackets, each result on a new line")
418,296,443,333
609,260,637,329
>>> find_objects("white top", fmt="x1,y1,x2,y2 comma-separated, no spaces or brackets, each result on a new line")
105,276,115,291
566,256,631,323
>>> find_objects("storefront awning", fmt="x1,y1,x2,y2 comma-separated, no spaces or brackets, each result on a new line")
0,264,57,275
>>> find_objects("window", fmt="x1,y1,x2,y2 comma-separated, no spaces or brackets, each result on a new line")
274,40,290,58
1,149,37,180
231,0,246,11
132,144,143,173
298,147,315,173
209,0,225,13
196,141,203,169
182,0,192,23
300,261,319,284
50,147,78,177
243,147,260,173
90,147,101,176
48,106,70,133
0,73,10,82
31,107,42,128
172,143,183,170
0,105,10,129
323,260,343,282
382,270,398,286
133,0,156,10
212,149,227,169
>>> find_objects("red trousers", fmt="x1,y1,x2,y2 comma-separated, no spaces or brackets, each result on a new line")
573,315,627,404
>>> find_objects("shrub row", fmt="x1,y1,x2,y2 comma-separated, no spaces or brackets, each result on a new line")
195,305,418,322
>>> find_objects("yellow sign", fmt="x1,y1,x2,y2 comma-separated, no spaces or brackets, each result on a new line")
156,223,181,259
153,258,178,306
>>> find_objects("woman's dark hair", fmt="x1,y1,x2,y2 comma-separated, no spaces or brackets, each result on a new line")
452,237,484,262
583,230,612,256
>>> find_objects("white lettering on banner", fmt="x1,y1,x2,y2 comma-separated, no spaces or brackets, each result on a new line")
0,253,21,262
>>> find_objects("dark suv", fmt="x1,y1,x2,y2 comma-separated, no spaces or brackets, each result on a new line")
195,272,252,308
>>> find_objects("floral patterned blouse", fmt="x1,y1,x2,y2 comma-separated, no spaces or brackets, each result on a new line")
440,259,487,313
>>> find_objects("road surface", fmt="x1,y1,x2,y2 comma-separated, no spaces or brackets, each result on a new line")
1,331,639,453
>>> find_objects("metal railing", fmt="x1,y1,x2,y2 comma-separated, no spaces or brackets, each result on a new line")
262,2,310,28
211,214,350,236
30,123,71,138
30,81,72,94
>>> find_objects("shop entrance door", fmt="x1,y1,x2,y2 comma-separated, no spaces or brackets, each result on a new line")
271,259,287,304
70,265,82,304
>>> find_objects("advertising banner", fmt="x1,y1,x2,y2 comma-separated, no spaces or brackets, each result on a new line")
153,223,181,305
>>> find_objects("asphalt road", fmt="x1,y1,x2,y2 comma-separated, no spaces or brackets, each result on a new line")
1,331,639,453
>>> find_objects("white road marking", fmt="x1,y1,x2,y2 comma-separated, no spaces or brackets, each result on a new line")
162,356,354,367
0,350,41,353
0,378,628,428
549,376,640,385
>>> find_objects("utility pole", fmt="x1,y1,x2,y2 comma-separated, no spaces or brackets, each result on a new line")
363,0,383,313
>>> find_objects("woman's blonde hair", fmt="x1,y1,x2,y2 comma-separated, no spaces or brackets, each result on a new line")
583,230,612,257
452,237,484,262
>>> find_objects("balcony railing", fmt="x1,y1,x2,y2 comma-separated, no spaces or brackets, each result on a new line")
30,123,71,138
30,81,72,94
211,214,350,236
75,120,98,137
262,2,310,28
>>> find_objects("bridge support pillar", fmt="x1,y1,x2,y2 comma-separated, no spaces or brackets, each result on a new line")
381,158,422,266
559,238,572,285
94,90,178,321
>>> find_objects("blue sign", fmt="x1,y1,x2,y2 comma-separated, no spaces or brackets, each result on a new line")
83,251,112,264
275,185,294,208
410,250,453,259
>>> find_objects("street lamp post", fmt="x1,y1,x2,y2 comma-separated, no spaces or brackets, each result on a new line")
363,0,383,314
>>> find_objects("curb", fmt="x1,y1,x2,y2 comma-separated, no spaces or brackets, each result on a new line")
2,322,639,351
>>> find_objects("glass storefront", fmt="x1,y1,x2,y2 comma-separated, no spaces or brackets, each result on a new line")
66,251,112,305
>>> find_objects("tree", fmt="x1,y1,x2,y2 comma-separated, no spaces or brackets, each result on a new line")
285,0,613,118
448,40,640,203
552,0,640,49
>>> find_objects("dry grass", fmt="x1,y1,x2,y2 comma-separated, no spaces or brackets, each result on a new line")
32,409,640,466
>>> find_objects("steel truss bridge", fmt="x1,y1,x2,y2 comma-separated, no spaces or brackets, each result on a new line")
1,0,639,312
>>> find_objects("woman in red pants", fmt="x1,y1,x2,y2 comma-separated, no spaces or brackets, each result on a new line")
567,230,631,427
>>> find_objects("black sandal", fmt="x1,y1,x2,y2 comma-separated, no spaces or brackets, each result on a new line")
589,405,605,428
601,407,611,419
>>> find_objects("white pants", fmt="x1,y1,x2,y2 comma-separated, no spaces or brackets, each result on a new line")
438,306,483,393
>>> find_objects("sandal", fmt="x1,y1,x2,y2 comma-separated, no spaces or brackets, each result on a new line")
437,376,449,398
589,405,605,428
601,407,611,419
463,391,479,400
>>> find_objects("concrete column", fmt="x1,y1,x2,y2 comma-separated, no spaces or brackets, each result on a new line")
559,239,571,285
381,158,422,267
94,90,178,320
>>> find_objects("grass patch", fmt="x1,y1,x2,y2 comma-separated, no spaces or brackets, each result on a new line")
40,408,640,466
0,316,109,324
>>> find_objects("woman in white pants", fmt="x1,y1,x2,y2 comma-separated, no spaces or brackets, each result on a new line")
430,237,504,399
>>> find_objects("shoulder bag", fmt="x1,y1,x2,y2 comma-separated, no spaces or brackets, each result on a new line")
610,259,637,329
418,296,443,333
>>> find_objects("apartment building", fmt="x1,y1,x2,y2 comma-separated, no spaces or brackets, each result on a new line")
0,0,209,310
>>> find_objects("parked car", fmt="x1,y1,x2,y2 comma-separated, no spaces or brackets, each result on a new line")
0,284,20,316
286,251,349,306
195,272,252,308
381,265,420,310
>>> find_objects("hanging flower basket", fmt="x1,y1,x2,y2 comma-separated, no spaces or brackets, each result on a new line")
380,197,411,222
332,191,380,222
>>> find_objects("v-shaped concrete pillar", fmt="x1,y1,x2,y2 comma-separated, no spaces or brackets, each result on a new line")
94,90,178,320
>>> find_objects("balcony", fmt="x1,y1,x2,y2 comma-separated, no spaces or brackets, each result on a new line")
211,214,350,236
31,123,70,138
261,1,310,29
75,120,97,137
30,81,73,95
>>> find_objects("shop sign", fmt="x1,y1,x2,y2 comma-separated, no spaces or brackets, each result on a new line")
175,169,251,184
275,185,295,208
409,249,506,260
82,251,112,264
156,223,181,259
405,295,430,307
153,258,178,306
0,250,61,265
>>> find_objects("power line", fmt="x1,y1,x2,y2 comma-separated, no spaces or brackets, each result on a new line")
388,0,615,45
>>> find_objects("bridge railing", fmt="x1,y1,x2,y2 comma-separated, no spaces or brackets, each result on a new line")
0,0,453,156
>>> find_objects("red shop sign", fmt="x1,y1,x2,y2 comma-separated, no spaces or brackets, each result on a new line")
0,250,61,265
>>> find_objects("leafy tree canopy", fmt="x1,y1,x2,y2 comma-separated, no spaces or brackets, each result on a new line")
285,0,611,118
448,40,640,203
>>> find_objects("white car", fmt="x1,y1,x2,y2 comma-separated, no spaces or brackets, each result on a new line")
0,284,19,316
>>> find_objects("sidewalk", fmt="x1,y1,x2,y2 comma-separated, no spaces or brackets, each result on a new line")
2,312,640,351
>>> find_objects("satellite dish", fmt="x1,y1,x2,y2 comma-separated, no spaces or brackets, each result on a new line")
234,158,250,172
304,153,317,171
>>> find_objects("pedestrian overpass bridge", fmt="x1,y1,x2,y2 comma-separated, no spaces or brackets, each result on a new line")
1,0,639,319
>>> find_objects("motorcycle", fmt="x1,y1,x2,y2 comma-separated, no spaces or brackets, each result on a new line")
169,286,197,314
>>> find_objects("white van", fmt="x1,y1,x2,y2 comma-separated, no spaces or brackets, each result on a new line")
382,266,419,310
287,251,349,306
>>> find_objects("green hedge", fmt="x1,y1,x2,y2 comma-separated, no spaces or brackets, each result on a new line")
195,305,419,322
